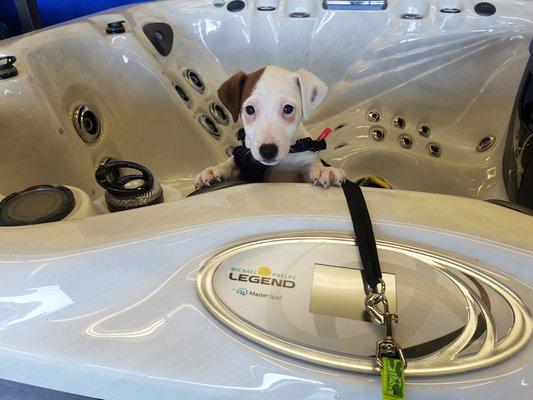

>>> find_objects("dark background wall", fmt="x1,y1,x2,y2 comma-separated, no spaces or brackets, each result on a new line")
0,1,22,38
1,0,152,38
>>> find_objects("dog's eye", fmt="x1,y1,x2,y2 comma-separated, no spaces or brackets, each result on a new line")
283,104,294,114
245,106,255,115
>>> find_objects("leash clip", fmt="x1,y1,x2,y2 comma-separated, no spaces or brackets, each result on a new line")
375,300,406,400
364,279,406,369
375,306,406,369
364,278,387,325
373,296,406,370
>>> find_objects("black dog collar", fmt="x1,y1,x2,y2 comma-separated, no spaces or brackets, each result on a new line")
233,129,327,183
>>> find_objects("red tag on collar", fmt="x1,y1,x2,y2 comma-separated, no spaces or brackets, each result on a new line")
317,127,333,141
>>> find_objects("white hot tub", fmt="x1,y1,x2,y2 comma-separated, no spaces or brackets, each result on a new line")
0,1,531,399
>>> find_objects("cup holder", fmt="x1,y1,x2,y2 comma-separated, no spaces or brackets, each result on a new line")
0,185,97,225
0,185,75,226
73,105,101,143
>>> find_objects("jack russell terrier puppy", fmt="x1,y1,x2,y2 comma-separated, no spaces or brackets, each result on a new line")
194,66,345,189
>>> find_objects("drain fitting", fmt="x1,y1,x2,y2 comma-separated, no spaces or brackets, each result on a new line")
73,105,101,143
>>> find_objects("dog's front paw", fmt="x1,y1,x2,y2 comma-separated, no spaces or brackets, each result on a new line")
194,167,224,189
310,166,346,189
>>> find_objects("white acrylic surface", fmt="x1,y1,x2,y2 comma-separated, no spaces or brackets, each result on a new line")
0,0,532,203
0,185,530,399
0,0,532,398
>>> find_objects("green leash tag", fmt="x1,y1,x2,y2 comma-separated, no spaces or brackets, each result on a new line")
381,356,405,400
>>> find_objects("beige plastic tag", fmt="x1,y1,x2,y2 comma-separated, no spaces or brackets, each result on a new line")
309,263,396,321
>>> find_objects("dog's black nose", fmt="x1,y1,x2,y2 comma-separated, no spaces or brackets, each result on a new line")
259,143,278,160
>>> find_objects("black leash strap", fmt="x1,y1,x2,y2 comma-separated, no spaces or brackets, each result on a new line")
340,172,407,386
341,179,382,290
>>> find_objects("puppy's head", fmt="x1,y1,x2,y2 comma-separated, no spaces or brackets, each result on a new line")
218,66,327,165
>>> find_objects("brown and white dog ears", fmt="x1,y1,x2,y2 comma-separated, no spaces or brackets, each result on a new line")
217,71,247,123
217,67,327,123
295,68,328,121
217,68,265,123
